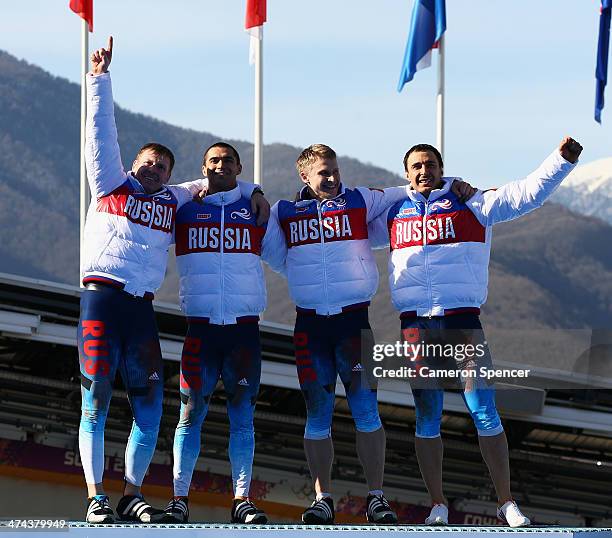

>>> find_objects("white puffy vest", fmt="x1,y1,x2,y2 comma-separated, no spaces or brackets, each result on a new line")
175,187,267,324
276,187,379,314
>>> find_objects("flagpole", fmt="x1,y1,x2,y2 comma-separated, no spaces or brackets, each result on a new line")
254,28,263,186
436,34,445,159
79,19,90,286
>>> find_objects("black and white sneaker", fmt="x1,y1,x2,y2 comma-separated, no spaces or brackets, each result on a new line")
302,497,334,524
86,495,115,524
164,497,189,523
231,499,268,524
116,495,166,523
366,494,398,524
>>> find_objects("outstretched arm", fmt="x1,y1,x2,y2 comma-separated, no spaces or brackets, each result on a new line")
168,178,209,209
85,36,127,198
356,186,409,223
466,137,581,227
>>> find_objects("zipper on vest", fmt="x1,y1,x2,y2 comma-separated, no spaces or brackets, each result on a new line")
423,200,433,318
317,201,330,316
220,197,226,324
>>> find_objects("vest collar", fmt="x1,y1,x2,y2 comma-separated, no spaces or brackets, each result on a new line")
406,177,457,203
204,185,241,206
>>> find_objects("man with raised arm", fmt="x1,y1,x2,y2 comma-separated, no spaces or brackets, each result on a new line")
368,137,582,527
263,143,472,525
78,37,268,524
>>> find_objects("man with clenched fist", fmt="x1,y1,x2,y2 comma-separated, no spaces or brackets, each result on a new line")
369,137,582,528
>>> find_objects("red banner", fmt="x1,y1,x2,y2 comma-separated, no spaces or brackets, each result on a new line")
245,0,266,29
69,0,93,32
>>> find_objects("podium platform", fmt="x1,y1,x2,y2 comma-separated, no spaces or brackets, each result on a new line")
1,523,611,538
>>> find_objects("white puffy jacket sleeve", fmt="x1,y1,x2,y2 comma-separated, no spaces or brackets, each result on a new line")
168,178,259,209
356,185,410,223
261,202,288,276
85,72,128,198
168,178,207,209
367,207,392,250
466,149,577,227
237,180,261,198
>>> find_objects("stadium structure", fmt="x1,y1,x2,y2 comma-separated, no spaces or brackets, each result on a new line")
0,272,610,535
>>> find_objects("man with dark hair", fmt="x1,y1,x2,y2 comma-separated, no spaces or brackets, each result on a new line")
402,143,443,172
78,37,268,525
369,137,582,527
163,142,286,524
201,142,241,167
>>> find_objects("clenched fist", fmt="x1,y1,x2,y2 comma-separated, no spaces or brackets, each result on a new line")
559,136,582,164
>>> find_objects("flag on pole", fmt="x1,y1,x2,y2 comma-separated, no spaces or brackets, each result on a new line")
69,0,93,32
70,0,93,283
246,0,266,29
397,0,446,92
245,0,266,64
595,0,612,123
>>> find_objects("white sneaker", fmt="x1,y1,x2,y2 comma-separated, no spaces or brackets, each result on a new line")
497,501,530,528
425,503,448,525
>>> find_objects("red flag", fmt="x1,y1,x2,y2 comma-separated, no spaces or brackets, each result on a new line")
69,0,93,32
245,0,266,29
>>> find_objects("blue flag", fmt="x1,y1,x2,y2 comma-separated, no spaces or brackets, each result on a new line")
595,0,612,123
397,0,446,92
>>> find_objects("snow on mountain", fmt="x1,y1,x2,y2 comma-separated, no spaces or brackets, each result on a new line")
552,157,612,225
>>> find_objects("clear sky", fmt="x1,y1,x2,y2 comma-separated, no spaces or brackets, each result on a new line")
1,0,609,187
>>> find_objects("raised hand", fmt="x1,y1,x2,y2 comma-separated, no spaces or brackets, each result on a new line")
91,36,113,75
559,136,582,164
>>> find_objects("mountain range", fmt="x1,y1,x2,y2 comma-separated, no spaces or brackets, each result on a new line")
1,49,611,342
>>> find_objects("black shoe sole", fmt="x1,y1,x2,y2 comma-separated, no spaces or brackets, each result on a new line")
302,514,334,525
161,514,189,523
366,512,398,525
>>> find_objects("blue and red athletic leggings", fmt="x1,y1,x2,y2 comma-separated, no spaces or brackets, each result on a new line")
172,320,261,498
401,313,503,438
78,285,164,487
293,307,382,440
